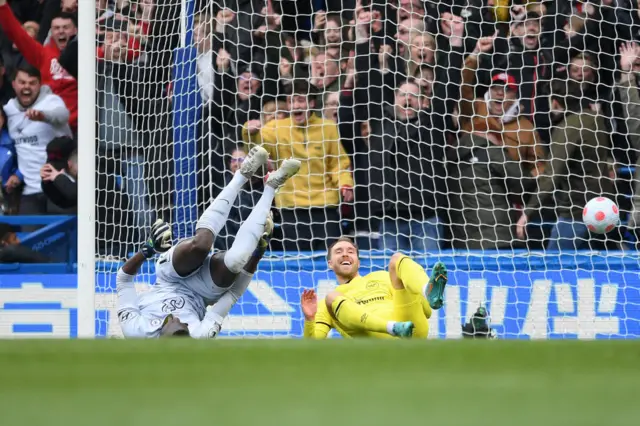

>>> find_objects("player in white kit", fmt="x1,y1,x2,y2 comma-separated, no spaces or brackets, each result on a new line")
116,147,300,338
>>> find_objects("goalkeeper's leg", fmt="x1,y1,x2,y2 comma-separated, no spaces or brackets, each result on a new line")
325,292,414,338
171,146,269,277
388,253,448,338
211,158,301,285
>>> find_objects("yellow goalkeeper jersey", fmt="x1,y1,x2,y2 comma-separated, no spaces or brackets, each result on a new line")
303,271,396,339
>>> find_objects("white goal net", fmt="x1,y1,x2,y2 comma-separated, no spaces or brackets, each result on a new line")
93,0,640,339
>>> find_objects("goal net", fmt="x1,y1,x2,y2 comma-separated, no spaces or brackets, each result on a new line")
92,0,640,339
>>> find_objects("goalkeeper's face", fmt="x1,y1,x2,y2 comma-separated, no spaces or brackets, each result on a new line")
160,315,190,337
328,241,360,280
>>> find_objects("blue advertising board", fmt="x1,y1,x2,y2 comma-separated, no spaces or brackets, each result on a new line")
1,252,639,339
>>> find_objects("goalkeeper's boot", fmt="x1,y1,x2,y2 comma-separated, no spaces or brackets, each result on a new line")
240,146,269,179
266,158,301,190
426,261,448,310
392,321,414,338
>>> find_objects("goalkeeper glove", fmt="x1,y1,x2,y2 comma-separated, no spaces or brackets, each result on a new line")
141,219,172,259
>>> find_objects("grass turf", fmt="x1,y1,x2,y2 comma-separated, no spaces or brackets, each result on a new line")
0,340,638,426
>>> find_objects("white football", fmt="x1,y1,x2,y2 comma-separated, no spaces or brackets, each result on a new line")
583,197,619,234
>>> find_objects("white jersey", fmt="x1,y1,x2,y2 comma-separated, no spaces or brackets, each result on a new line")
4,86,73,195
117,242,238,338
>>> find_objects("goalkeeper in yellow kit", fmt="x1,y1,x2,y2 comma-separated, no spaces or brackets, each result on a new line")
301,237,447,339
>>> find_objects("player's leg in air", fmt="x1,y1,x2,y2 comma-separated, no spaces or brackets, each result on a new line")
169,146,270,278
387,253,448,338
205,157,301,291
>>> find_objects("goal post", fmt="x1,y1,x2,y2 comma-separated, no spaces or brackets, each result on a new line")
77,0,97,338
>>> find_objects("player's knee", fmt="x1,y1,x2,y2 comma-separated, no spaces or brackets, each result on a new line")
223,250,250,274
190,229,213,255
188,231,214,257
389,252,406,289
389,252,406,275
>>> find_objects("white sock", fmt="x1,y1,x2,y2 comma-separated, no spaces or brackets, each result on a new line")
209,271,253,318
386,321,397,336
223,186,276,273
196,172,247,236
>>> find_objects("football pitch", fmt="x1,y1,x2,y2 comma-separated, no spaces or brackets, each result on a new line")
0,340,638,426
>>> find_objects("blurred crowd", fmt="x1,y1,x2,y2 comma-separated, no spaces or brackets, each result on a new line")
3,0,640,257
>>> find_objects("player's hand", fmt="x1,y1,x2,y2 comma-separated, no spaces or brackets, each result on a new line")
216,48,231,71
40,164,63,182
341,186,354,203
246,119,262,134
620,42,640,72
516,214,528,240
25,109,46,122
314,10,326,31
141,219,172,258
4,174,21,193
472,33,497,56
301,289,318,321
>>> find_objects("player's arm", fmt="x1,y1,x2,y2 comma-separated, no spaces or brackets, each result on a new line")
301,289,333,339
117,220,172,338
37,95,70,126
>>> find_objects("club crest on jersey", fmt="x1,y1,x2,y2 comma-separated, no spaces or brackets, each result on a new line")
366,281,379,289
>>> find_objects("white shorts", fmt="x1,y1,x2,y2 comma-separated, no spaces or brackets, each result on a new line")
155,241,227,304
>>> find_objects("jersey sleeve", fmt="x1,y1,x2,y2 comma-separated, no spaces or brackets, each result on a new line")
116,269,159,338
303,297,334,339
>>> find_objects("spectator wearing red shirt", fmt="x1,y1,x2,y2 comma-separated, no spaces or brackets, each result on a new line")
0,0,77,131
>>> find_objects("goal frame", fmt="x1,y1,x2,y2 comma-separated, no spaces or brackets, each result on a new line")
77,0,97,338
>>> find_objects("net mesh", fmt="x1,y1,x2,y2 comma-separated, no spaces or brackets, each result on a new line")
95,0,640,338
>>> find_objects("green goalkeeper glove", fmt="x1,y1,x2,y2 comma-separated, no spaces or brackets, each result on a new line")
141,219,172,259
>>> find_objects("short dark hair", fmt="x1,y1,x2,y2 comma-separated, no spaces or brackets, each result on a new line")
13,64,41,81
52,11,77,27
290,79,318,98
327,237,359,261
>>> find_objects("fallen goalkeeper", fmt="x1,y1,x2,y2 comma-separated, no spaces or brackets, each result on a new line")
116,216,273,338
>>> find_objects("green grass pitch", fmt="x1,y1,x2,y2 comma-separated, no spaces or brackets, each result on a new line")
0,340,638,426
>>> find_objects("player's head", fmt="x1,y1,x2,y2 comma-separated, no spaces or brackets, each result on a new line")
288,80,317,126
50,12,77,51
327,237,360,281
12,64,41,108
160,315,190,337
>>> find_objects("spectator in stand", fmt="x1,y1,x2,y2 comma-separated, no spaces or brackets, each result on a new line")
0,2,77,131
619,42,640,230
368,79,445,252
309,51,343,111
459,36,545,178
0,108,17,214
0,222,50,263
311,11,347,60
0,56,14,113
449,35,537,250
507,10,552,142
1,20,38,77
243,80,354,251
40,136,77,211
515,80,614,251
3,65,72,219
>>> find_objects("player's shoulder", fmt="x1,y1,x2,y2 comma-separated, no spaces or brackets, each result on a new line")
363,270,391,283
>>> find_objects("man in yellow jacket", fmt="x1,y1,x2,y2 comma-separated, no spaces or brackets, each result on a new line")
243,80,354,251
